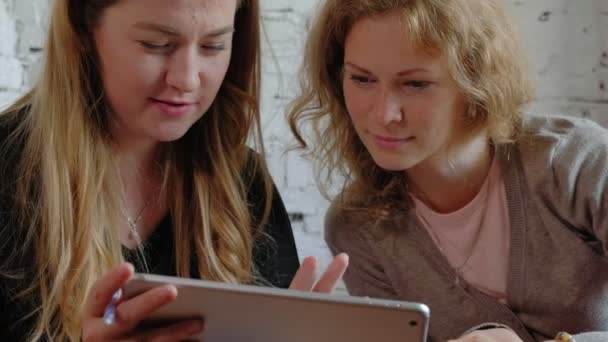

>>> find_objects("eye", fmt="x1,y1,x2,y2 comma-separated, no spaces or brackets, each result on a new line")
139,41,172,51
349,74,375,84
403,80,432,89
202,44,226,51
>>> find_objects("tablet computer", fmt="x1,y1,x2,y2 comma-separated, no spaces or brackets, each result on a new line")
122,273,430,342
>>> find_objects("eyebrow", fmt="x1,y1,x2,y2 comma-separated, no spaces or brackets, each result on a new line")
344,62,431,76
133,22,235,37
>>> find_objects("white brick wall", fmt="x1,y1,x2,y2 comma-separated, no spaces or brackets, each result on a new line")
1,0,607,276
0,0,22,106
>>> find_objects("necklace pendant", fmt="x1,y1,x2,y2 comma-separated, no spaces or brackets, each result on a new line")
127,221,140,241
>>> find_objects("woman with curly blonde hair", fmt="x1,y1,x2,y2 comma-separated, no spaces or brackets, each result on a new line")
289,0,608,341
0,0,347,340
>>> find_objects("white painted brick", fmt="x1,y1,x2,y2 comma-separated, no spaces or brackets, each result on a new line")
263,137,288,190
282,185,328,217
509,0,604,101
292,223,333,264
526,100,608,127
13,0,48,56
285,151,315,189
0,55,23,90
0,0,17,55
0,89,20,110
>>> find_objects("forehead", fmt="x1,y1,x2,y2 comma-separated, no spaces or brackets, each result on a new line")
99,0,237,32
344,13,442,70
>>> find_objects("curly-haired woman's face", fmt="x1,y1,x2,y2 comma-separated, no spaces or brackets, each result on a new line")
342,11,468,172
94,0,237,146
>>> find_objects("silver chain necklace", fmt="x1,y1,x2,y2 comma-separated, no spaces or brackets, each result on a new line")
415,191,489,286
117,169,152,246
117,193,152,274
119,198,151,245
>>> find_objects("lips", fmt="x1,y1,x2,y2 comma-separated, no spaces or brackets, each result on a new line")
370,133,414,149
374,135,410,142
152,98,195,106
151,98,195,117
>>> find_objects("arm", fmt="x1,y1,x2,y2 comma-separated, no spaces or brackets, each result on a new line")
535,118,608,341
324,200,399,299
245,151,299,289
251,181,300,288
544,119,608,253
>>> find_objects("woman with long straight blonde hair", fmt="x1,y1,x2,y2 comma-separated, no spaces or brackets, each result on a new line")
0,0,348,340
289,0,608,341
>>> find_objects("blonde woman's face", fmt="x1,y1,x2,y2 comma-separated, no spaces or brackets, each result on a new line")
94,0,237,145
342,12,468,172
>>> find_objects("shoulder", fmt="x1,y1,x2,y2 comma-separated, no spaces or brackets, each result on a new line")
0,110,26,206
511,114,608,202
518,114,608,158
0,110,28,174
239,148,280,214
240,148,291,239
240,148,269,197
242,150,299,287
0,110,26,199
513,114,607,174
0,111,24,147
324,190,391,250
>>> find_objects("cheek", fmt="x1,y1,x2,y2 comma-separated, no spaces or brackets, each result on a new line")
343,83,370,125
206,53,232,86
101,62,159,117
98,47,161,102
193,54,232,112
409,105,454,147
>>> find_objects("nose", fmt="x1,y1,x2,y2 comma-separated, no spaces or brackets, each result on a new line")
165,47,200,93
373,88,404,125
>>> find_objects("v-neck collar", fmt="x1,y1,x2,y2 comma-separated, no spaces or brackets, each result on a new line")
405,144,534,341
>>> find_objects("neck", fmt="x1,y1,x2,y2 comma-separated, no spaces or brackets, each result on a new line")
112,134,166,248
407,131,492,213
114,140,160,178
110,118,162,180
112,129,164,207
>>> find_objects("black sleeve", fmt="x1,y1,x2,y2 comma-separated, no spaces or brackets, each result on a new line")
244,151,300,289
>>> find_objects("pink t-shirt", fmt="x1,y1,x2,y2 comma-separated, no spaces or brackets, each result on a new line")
412,157,511,303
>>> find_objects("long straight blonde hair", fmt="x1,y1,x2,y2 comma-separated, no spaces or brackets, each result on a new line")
0,0,271,340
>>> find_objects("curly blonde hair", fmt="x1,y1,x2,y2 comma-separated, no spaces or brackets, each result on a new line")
288,0,533,207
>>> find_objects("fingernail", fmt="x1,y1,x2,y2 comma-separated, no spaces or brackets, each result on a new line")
125,263,134,273
305,256,318,266
103,303,116,326
165,285,178,297
111,289,122,303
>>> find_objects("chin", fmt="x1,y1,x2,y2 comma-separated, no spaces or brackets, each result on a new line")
371,155,411,171
154,127,191,142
